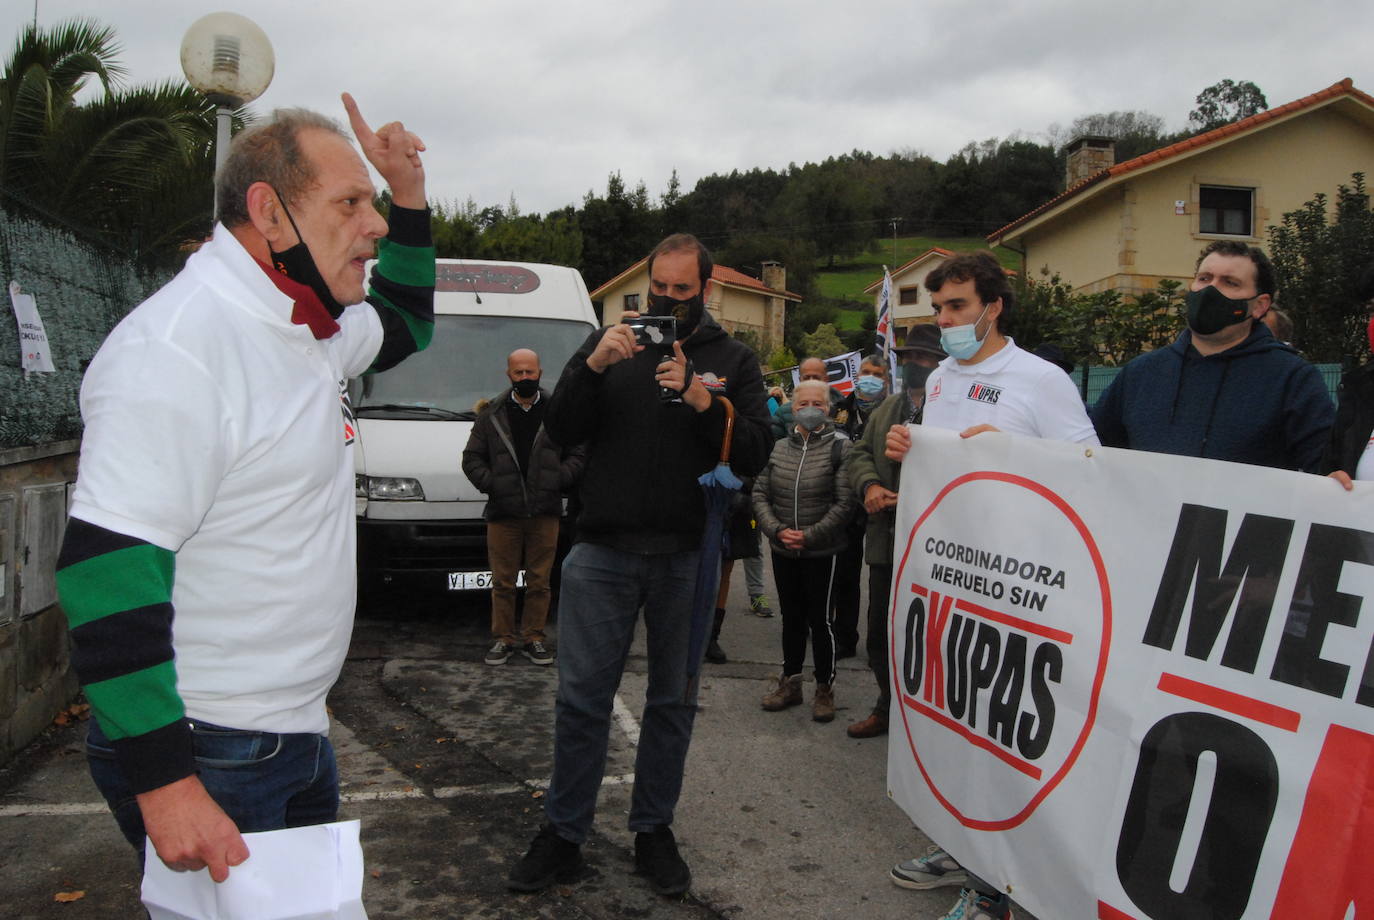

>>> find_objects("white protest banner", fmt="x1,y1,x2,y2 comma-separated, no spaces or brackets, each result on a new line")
790,349,861,394
8,281,55,373
888,426,1374,920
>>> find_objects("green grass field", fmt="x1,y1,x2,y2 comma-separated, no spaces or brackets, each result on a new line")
815,236,1021,305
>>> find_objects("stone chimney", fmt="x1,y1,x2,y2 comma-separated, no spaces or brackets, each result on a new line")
761,261,785,292
1064,135,1115,188
760,261,787,354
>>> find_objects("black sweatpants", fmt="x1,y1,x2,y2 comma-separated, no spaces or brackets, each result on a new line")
772,551,839,685
829,512,865,653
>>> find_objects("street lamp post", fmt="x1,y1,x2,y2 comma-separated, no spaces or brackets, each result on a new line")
179,13,275,220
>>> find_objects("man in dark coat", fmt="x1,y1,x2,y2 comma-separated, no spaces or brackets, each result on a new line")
508,234,772,897
462,348,585,666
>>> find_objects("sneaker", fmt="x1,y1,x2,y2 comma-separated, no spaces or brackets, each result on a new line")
704,638,728,663
813,683,836,722
634,825,691,896
485,640,514,666
890,846,969,890
847,712,889,738
507,824,585,892
750,593,774,617
938,888,1013,920
761,673,803,711
523,640,554,665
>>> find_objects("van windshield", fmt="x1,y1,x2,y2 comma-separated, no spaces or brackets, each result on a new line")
352,315,595,419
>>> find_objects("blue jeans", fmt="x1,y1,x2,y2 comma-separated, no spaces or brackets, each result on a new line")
86,717,339,863
544,542,707,844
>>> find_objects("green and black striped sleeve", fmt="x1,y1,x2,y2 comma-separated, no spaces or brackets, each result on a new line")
55,518,192,793
366,204,435,373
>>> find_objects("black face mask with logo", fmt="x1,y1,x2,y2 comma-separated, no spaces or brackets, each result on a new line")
647,292,705,339
1185,284,1252,336
512,377,541,399
269,189,348,319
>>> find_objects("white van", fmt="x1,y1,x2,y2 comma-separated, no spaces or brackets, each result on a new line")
350,259,598,596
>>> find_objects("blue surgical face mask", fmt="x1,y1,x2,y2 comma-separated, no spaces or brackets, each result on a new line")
855,374,885,397
939,304,992,361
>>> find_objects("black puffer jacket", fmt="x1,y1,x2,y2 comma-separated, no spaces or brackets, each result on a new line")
461,389,586,521
752,424,856,558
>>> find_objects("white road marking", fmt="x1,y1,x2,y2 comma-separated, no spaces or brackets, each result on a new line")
612,693,641,745
0,774,640,819
4,695,645,820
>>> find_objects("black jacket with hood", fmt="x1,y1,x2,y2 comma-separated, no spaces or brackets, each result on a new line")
546,313,773,553
1090,324,1333,472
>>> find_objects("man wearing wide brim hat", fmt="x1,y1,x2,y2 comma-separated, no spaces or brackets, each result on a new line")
844,322,945,739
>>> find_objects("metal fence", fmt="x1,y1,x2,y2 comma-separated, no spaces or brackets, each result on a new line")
0,200,171,449
1074,362,1343,408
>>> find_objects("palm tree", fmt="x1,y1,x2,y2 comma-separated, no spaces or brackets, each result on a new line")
1,18,236,266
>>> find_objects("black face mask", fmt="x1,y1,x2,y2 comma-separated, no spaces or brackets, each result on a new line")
902,362,934,392
269,190,348,319
647,291,705,339
1186,284,1252,336
512,377,540,399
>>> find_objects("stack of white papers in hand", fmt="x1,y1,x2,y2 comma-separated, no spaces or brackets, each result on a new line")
142,819,367,920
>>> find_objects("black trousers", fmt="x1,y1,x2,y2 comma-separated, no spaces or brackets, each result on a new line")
866,563,894,717
772,552,839,685
829,511,866,652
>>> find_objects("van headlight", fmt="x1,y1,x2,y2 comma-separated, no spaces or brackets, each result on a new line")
359,476,425,500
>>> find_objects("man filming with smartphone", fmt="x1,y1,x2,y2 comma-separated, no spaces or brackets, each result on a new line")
508,233,772,896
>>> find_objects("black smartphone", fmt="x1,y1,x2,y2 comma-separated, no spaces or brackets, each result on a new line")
626,315,677,349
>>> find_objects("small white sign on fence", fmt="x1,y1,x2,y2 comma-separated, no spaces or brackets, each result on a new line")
8,280,55,374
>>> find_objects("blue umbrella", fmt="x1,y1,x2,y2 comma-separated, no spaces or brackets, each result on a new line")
686,396,744,684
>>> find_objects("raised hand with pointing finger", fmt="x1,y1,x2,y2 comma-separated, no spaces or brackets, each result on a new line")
341,92,426,209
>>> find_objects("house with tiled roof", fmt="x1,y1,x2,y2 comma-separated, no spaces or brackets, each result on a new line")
592,258,802,353
859,248,954,335
987,78,1374,296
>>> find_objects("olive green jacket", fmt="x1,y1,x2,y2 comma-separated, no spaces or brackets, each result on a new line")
848,390,920,565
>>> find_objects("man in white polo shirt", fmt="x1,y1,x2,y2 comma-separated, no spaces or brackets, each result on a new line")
883,250,1097,920
54,95,434,884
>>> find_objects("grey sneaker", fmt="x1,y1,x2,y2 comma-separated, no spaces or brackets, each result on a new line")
484,640,513,666
890,846,969,890
938,888,1013,919
523,640,554,666
750,593,774,617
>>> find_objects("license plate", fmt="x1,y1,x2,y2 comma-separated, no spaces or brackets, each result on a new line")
448,569,526,590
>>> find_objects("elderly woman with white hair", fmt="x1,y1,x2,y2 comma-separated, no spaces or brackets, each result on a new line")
751,379,857,722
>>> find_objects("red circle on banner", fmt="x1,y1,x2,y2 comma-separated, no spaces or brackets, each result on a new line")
889,470,1112,830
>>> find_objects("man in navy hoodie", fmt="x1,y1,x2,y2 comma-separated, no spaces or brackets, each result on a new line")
1091,241,1333,471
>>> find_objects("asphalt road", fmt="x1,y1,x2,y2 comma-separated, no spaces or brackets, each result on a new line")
0,562,1039,919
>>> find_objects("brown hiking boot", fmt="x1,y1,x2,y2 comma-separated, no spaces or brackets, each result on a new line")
846,712,888,738
761,673,803,711
813,683,836,722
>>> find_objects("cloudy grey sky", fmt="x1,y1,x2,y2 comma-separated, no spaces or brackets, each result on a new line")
9,0,1373,215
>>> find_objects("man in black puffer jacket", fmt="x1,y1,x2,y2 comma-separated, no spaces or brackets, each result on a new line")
463,348,586,667
508,234,772,898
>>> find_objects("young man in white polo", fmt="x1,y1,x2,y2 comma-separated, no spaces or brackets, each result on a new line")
884,250,1098,920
